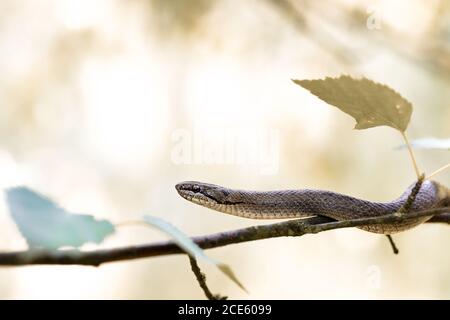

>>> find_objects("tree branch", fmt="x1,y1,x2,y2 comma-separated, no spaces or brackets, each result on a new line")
188,256,227,300
0,208,448,267
428,213,450,223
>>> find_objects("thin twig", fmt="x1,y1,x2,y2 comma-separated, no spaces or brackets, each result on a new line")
384,175,425,254
384,176,425,255
188,255,227,300
0,207,447,267
386,235,399,254
427,163,450,180
396,174,425,214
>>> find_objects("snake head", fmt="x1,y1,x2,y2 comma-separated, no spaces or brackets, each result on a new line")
175,181,232,206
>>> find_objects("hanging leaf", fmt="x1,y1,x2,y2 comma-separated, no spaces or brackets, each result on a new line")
293,75,413,132
6,187,115,249
396,138,450,151
143,215,247,292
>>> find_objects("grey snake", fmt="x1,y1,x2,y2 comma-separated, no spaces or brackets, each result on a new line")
176,180,449,234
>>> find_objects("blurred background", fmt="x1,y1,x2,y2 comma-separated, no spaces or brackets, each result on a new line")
0,0,449,299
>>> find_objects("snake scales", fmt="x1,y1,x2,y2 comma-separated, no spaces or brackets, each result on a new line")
176,180,449,234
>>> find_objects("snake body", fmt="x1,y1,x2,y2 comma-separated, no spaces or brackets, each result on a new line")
176,180,449,234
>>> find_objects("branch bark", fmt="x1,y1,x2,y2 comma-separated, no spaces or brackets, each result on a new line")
0,207,448,267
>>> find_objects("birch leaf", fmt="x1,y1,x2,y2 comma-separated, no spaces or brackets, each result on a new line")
6,187,115,249
293,75,413,132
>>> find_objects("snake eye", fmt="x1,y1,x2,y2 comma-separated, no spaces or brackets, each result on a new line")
192,185,201,193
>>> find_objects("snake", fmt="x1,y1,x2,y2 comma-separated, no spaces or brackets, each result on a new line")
176,180,449,234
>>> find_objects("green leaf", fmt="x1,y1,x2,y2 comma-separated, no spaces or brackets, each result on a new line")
143,215,247,292
5,187,115,249
293,75,413,132
396,138,450,151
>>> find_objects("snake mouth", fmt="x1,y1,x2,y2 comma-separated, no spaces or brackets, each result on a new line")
175,181,220,206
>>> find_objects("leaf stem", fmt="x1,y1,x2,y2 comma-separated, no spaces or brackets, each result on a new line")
401,131,421,178
426,163,450,180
